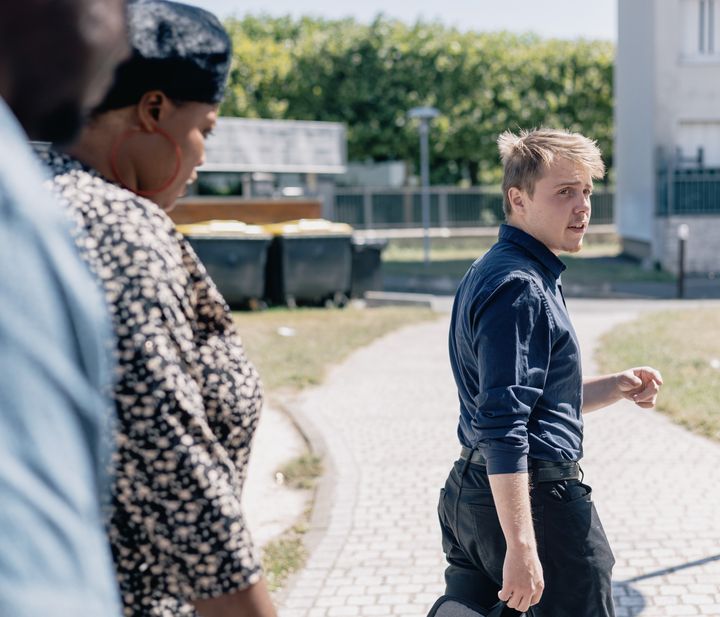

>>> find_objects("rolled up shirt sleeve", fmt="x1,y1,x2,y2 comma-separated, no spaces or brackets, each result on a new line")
470,276,554,475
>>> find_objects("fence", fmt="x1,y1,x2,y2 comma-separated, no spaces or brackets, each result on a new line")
334,187,614,229
657,166,720,216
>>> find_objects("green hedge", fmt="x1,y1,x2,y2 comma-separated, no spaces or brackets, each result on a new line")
221,15,614,186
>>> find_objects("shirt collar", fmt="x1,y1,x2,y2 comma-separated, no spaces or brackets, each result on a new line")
498,224,566,279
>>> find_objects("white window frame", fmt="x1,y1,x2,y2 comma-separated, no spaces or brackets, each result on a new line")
681,0,720,61
699,0,715,53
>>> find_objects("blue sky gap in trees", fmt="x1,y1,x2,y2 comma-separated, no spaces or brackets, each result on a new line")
191,0,616,41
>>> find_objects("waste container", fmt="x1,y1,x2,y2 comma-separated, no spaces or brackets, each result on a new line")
350,237,388,298
176,220,272,309
263,219,354,307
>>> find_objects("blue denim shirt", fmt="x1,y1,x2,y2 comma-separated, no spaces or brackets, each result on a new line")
0,97,121,615
449,224,584,475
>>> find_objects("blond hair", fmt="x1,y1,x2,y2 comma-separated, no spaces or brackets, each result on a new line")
497,128,605,217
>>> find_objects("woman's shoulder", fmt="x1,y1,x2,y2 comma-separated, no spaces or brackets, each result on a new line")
42,149,177,239
39,151,189,284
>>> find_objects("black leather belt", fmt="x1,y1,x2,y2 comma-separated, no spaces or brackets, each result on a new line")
459,446,580,483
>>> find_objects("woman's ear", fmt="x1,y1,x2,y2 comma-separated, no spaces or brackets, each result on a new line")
136,90,169,132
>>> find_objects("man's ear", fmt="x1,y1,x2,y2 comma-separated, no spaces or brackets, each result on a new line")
136,90,169,132
507,187,526,218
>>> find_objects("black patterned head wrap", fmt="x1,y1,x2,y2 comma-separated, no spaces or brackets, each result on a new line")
95,0,231,112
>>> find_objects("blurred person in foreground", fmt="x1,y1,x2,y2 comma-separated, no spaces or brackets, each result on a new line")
437,128,664,617
37,2,276,616
0,0,129,615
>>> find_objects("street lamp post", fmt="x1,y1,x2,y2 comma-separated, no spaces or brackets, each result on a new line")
408,106,440,268
677,223,689,299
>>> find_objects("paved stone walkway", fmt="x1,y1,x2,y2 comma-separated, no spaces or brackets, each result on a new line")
279,299,720,617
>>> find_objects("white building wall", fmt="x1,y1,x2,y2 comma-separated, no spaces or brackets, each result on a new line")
617,0,720,269
653,1,720,266
655,2,682,157
658,1,720,163
655,215,720,273
615,0,657,255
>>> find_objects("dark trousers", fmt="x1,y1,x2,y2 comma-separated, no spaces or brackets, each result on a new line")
438,459,616,617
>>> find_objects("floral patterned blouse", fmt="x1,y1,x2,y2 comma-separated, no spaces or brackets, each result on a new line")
39,150,264,616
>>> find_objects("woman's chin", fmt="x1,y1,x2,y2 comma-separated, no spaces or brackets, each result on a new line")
162,199,178,212
161,188,185,212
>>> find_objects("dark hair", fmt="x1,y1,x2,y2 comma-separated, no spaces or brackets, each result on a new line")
95,0,231,113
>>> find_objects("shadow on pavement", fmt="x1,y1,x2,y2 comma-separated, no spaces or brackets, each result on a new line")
612,581,646,616
613,553,720,616
622,553,720,583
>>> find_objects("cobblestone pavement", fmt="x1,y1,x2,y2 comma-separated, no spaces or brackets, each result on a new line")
279,299,720,617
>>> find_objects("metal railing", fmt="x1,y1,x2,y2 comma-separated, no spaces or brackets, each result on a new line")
657,166,720,216
334,186,614,229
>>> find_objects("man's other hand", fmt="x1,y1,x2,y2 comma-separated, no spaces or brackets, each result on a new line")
616,366,663,408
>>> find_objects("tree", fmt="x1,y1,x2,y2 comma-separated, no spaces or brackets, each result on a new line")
221,15,615,185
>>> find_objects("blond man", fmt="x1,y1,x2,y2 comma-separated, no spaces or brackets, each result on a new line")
437,128,663,616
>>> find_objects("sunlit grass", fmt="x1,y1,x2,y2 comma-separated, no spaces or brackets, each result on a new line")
233,305,438,392
381,237,674,286
596,308,720,441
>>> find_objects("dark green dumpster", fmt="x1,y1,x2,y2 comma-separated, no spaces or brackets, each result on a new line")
176,220,272,309
351,237,388,298
263,219,354,307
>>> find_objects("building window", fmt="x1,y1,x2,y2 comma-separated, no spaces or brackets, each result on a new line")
682,0,720,57
700,0,715,52
677,121,720,166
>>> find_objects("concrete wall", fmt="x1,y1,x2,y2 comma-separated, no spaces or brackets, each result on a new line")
615,0,656,254
655,215,720,273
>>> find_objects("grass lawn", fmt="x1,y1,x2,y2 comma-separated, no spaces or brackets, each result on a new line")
596,308,720,441
261,525,307,592
382,235,674,287
233,305,438,392
562,253,673,286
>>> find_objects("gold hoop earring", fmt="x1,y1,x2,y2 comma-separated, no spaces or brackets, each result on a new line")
109,126,182,197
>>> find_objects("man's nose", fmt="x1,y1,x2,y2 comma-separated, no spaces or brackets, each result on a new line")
576,195,591,213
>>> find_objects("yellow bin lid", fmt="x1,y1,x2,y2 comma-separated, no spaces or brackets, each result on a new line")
262,219,354,237
176,220,270,238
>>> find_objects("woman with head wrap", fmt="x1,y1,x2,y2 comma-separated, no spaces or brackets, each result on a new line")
38,2,277,616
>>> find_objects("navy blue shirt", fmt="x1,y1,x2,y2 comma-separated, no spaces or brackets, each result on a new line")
449,224,584,475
